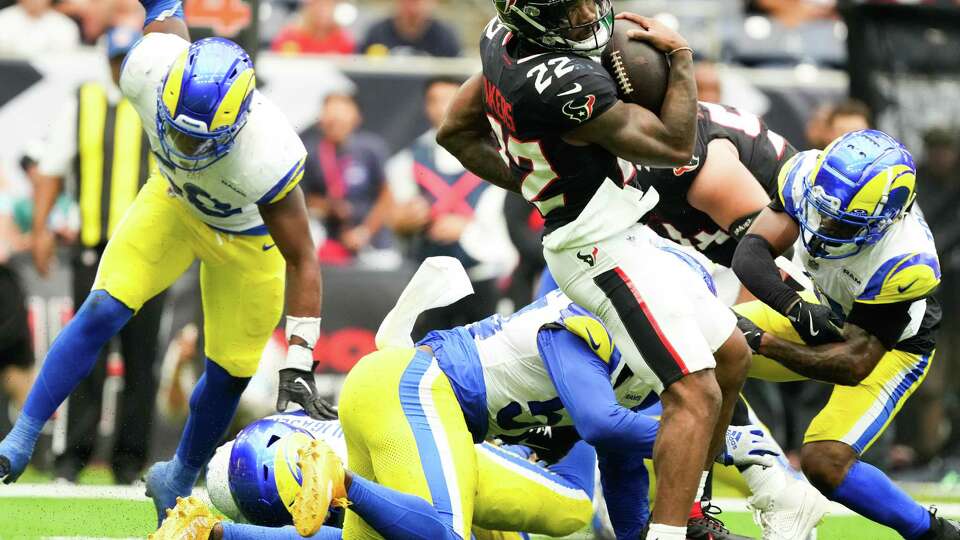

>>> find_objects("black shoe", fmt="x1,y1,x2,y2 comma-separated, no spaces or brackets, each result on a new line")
925,507,960,540
687,502,756,540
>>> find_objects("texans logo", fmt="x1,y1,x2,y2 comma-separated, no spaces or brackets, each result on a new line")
562,95,596,123
673,155,701,176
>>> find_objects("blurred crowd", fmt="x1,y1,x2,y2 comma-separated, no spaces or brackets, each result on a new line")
0,0,959,491
0,0,846,65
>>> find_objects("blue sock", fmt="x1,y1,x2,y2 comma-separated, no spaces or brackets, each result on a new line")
221,523,341,540
547,440,597,498
346,474,458,540
176,358,249,469
24,290,131,421
1,291,130,479
534,267,559,299
831,460,931,539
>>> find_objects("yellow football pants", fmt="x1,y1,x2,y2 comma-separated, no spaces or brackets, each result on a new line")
734,298,933,454
93,176,285,376
338,347,593,539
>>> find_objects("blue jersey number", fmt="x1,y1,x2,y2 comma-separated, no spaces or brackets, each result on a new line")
183,183,242,218
496,397,564,430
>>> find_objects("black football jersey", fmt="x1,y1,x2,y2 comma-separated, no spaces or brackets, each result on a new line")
479,18,629,235
634,102,797,266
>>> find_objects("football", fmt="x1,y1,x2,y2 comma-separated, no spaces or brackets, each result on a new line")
601,18,670,114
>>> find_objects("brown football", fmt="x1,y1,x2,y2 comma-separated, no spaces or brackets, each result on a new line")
601,18,669,114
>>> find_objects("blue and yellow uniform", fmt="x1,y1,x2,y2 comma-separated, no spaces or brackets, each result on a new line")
100,32,306,376
736,145,940,453
337,289,663,539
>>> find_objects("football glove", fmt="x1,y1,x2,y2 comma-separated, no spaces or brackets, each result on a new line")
276,366,337,420
786,299,844,346
716,424,779,468
735,312,764,354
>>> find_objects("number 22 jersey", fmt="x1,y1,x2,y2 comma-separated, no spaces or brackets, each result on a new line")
120,32,307,235
479,18,632,235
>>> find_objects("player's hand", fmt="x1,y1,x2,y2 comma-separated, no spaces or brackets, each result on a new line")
786,299,844,346
276,367,338,420
614,12,689,53
735,312,764,354
717,424,780,468
32,229,56,277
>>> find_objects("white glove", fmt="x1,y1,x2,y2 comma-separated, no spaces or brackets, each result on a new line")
717,424,780,468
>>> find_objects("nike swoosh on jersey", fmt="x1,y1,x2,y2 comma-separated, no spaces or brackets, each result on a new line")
584,327,602,351
898,279,919,293
557,83,583,97
262,243,276,251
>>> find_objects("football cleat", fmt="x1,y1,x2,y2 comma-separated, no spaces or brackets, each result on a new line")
688,502,756,540
748,476,828,540
145,460,193,526
291,439,348,537
148,496,221,540
927,507,960,540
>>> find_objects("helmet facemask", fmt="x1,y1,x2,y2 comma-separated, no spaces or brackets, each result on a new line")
798,176,893,260
499,0,614,56
156,93,251,172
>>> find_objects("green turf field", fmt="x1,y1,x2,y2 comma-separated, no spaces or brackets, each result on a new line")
0,494,929,539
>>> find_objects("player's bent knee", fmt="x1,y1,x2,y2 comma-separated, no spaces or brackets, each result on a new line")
662,370,722,422
540,498,594,537
800,441,856,492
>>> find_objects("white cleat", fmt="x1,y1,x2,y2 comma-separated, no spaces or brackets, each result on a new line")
749,476,829,540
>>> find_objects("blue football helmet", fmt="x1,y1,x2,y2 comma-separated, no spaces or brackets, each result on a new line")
156,37,255,171
794,129,917,259
227,418,314,526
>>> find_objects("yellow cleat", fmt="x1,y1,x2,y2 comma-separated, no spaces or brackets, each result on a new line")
292,439,348,537
148,496,222,540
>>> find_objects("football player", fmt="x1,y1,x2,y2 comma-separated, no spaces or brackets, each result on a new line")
278,257,772,540
732,129,960,539
151,412,599,540
0,0,335,524
436,5,751,540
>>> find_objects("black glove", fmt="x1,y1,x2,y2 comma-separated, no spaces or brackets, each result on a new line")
735,312,764,354
786,299,844,346
276,367,338,420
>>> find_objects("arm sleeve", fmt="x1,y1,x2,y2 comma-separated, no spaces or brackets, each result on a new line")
732,234,801,314
846,301,914,350
538,65,619,133
537,327,659,454
598,448,651,539
140,0,185,26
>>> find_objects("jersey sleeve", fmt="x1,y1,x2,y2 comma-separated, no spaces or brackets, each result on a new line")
535,60,619,133
119,32,190,111
255,154,307,205
856,252,941,305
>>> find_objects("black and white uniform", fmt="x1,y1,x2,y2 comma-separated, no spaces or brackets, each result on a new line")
480,19,735,392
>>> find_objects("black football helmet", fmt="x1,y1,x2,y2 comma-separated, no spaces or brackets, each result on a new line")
494,0,614,55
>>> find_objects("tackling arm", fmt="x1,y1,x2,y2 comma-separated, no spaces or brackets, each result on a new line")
732,208,802,314
687,139,770,231
755,322,887,386
436,74,519,194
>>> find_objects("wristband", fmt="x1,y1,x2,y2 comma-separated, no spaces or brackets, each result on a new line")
286,315,321,348
285,344,315,371
667,46,694,57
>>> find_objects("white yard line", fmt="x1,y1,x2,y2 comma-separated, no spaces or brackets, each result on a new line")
0,483,207,501
712,497,960,518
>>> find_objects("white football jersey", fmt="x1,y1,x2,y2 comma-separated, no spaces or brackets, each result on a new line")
780,152,941,342
465,289,655,438
120,33,307,234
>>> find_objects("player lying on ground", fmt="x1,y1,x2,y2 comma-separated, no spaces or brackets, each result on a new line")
438,4,751,539
151,412,600,540
244,258,771,539
732,129,960,540
0,0,336,523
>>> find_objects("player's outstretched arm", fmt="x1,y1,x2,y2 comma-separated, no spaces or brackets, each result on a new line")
566,13,697,167
260,187,336,420
437,73,520,194
139,0,190,40
687,139,770,233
